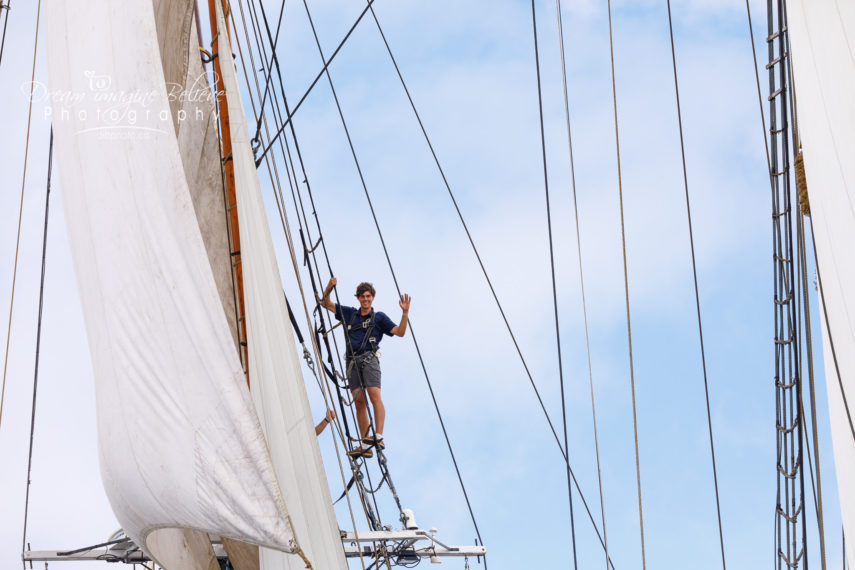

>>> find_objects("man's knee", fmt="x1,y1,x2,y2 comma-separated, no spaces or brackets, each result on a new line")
353,390,367,408
367,388,383,405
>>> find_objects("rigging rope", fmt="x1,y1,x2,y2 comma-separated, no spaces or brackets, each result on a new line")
366,0,569,485
807,222,855,443
292,0,486,551
366,3,616,563
230,2,373,558
797,211,827,567
250,0,286,147
21,129,52,570
605,1,646,566
744,0,773,180
238,0,401,553
253,0,376,167
0,0,10,68
765,3,808,566
246,0,390,529
554,0,611,568
788,23,825,553
664,2,727,567
529,1,578,567
1,0,42,433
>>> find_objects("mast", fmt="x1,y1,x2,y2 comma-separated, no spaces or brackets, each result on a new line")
208,0,249,380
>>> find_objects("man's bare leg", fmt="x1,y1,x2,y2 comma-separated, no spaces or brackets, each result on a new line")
366,386,385,437
352,389,369,439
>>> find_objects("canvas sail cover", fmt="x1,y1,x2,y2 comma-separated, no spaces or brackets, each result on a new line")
214,2,348,568
787,1,855,566
45,0,296,560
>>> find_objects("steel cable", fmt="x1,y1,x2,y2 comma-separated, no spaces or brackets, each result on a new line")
248,0,392,528
554,0,611,567
664,2,726,567
0,0,11,68
605,1,646,566
293,0,486,553
529,1,578,567
1,0,42,433
253,0,377,166
228,2,372,555
21,129,52,570
366,3,616,563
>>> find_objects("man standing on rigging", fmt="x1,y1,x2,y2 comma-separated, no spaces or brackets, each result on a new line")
321,277,410,458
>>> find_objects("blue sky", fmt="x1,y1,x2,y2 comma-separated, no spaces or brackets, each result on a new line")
0,1,842,569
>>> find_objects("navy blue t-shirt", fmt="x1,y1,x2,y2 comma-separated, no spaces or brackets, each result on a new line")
334,304,396,355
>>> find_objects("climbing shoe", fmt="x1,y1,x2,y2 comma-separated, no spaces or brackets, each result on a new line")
362,436,385,450
347,446,373,459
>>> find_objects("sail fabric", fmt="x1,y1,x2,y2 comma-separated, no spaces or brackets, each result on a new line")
787,1,855,565
45,0,296,560
153,0,241,352
145,0,252,567
214,2,348,568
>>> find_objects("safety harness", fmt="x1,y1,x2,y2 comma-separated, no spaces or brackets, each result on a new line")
346,308,379,357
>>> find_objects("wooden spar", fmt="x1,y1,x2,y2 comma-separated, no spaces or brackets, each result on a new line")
207,0,249,385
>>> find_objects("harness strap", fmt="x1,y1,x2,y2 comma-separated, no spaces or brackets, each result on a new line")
347,309,378,355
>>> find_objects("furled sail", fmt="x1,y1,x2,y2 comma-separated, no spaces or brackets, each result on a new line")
213,1,348,568
45,0,296,561
787,1,855,566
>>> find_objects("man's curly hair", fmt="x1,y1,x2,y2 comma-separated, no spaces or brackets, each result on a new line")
355,282,375,297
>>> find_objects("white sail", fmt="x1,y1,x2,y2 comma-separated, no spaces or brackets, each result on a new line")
213,2,348,568
156,0,241,352
787,1,855,566
146,0,249,567
45,0,296,561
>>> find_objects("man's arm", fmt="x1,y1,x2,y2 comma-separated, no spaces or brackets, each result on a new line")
314,408,336,436
321,277,337,312
390,294,411,337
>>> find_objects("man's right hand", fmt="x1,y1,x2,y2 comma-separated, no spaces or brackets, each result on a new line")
321,277,337,312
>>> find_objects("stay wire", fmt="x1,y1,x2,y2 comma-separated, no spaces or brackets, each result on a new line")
240,0,348,426
664,2,726,567
229,4,374,556
365,0,568,476
246,0,366,450
295,0,484,548
0,0,10,69
233,0,338,439
1,0,42,433
21,129,52,570
606,1,646,566
250,0,286,149
807,223,855,443
783,9,827,564
744,0,773,181
246,0,388,531
798,211,827,566
250,0,386,496
253,0,376,167
368,4,616,563
554,1,610,567
529,1,578,568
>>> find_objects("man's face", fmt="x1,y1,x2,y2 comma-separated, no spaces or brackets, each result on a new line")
358,292,374,311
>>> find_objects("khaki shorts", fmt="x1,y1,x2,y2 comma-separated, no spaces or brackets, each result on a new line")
346,353,381,391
